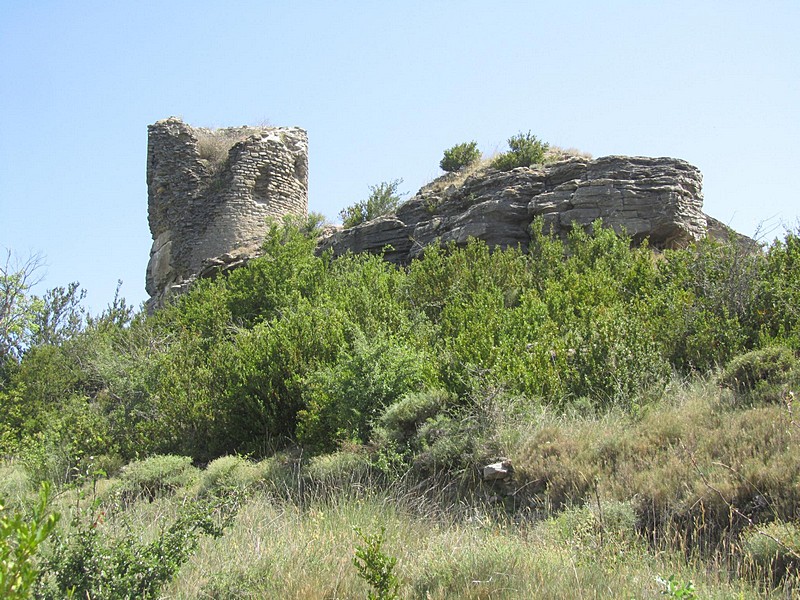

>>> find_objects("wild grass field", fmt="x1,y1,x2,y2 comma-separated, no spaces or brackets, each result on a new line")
2,375,799,598
2,211,800,597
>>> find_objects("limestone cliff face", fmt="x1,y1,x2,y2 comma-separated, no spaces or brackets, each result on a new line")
146,117,308,308
318,156,709,262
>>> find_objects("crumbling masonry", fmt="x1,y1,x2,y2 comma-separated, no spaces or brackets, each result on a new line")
146,117,308,308
146,118,746,308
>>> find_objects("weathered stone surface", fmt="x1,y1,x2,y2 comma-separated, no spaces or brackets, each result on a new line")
145,121,749,307
320,216,413,264
318,156,712,263
146,117,308,309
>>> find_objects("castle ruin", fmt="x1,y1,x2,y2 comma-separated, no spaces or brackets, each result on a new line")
146,118,744,308
146,117,308,308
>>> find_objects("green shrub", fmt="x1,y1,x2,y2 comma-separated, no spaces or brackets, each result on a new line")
225,217,327,327
491,131,549,171
340,179,405,228
352,526,400,600
297,334,438,454
254,452,301,497
439,141,481,172
545,500,638,555
44,394,118,479
214,302,346,457
757,227,800,349
655,235,764,372
0,482,59,599
742,520,800,582
375,389,453,445
299,211,329,237
199,455,262,496
411,413,474,473
115,455,197,502
592,499,637,542
321,251,409,338
719,346,798,403
17,405,118,488
656,575,698,599
305,450,372,489
40,495,239,600
376,387,516,475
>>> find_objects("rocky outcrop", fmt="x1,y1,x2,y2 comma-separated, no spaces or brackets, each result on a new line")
319,156,710,262
144,118,744,307
146,118,308,308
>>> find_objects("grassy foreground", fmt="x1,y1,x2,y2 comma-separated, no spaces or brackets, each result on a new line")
3,376,798,598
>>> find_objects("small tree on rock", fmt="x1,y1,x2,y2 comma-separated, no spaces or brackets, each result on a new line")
440,141,481,172
339,179,405,229
492,131,549,171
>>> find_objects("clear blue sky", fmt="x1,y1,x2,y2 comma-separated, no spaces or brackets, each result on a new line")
1,1,798,312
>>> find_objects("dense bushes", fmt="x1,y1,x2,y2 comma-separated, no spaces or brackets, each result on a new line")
297,334,439,454
2,218,800,469
1,213,799,595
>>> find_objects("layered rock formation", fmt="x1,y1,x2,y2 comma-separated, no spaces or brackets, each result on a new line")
318,156,709,263
145,118,742,307
146,117,308,308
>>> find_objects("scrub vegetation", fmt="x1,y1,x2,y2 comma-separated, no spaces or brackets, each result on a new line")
1,214,799,597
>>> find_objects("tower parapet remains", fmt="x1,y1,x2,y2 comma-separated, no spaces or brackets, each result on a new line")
146,117,308,307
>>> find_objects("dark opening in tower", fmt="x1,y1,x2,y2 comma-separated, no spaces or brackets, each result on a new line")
253,165,271,203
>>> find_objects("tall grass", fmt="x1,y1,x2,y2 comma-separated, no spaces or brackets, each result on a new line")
164,482,770,599
10,374,798,598
507,377,800,547
162,374,800,597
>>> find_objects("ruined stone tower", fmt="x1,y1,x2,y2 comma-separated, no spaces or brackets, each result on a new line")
145,118,747,310
146,117,308,307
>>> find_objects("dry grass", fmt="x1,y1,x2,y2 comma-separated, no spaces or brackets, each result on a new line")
154,381,799,598
194,127,255,173
544,145,593,162
13,375,800,598
421,155,498,194
507,377,800,553
159,486,770,599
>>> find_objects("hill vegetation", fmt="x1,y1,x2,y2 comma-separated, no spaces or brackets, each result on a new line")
2,217,800,597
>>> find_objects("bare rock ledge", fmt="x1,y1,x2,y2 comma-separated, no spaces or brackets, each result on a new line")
318,156,720,263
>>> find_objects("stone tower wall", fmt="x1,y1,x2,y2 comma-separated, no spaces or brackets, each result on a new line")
146,117,308,306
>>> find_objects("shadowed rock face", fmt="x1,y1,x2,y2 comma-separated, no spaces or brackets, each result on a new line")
146,117,308,308
318,156,711,263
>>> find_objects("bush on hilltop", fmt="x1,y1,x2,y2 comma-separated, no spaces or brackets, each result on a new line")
440,141,481,172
